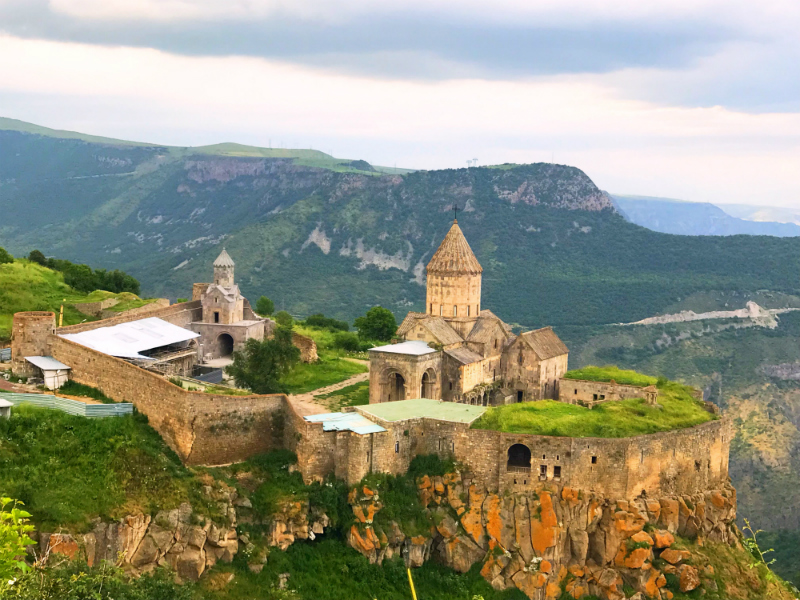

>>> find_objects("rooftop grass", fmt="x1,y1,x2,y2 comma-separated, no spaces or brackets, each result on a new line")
314,380,370,411
471,377,715,438
562,365,658,387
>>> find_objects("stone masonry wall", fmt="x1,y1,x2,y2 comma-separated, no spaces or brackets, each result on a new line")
50,336,286,466
11,311,57,377
560,379,655,406
57,300,203,334
99,298,170,320
73,297,119,317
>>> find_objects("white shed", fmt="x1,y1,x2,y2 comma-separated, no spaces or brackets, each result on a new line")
24,356,71,390
0,399,12,419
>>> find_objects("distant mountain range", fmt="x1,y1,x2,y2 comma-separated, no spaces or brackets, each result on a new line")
612,194,800,237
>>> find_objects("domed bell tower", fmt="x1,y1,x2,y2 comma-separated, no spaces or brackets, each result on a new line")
213,248,235,287
426,219,482,319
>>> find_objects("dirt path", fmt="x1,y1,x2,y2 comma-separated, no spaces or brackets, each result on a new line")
288,370,370,416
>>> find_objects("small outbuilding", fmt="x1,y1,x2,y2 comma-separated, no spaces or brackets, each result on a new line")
24,356,71,390
0,399,12,418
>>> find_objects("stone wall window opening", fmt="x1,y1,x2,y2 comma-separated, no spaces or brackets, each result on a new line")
591,456,597,464
467,305,470,317
593,393,598,401
453,305,457,317
640,449,644,464
539,464,547,478
518,350,523,365
430,302,433,314
574,389,578,395
395,441,399,453
553,466,561,479
440,305,443,316
556,455,559,461
507,443,531,472
494,339,498,350
493,369,496,381
214,311,220,323
694,460,701,471
542,454,546,460
451,441,455,452
599,394,605,400
449,382,453,391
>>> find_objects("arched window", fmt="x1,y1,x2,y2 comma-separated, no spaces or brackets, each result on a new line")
453,305,457,317
507,444,531,471
518,349,524,365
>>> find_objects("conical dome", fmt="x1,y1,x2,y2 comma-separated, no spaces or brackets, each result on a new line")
213,248,235,268
426,221,482,274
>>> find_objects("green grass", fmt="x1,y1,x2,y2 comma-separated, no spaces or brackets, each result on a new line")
472,379,714,437
563,365,658,387
0,259,154,340
0,405,200,530
314,381,370,410
282,355,366,394
201,538,526,600
58,380,115,403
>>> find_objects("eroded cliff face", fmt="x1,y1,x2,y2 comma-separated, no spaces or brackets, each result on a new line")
347,472,741,600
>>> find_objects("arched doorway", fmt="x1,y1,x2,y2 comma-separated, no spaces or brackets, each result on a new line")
389,372,406,402
217,333,234,358
507,444,531,472
421,370,436,399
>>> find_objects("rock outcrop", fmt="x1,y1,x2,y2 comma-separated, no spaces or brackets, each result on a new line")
347,473,739,600
37,480,331,582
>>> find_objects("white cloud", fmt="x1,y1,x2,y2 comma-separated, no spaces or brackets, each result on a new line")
0,33,798,206
45,0,800,30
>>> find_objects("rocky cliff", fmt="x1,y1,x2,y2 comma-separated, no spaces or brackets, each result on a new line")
346,471,787,600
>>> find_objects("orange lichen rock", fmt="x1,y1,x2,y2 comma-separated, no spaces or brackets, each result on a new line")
362,486,375,497
710,492,726,509
545,582,561,598
561,487,580,506
565,578,587,599
531,492,558,555
484,494,503,543
653,529,675,548
540,559,552,574
348,525,377,553
568,564,585,578
47,533,80,560
352,505,366,523
644,569,667,597
660,548,691,565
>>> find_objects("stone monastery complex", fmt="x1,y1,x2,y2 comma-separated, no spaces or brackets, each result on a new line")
9,220,729,500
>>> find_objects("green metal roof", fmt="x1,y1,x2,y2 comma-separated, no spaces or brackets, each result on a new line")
357,398,486,424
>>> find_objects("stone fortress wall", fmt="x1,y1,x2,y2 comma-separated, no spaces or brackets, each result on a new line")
295,405,731,500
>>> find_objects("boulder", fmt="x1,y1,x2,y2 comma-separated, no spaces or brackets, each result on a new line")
677,564,700,592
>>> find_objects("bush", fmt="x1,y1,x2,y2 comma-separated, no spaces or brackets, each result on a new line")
0,247,13,265
354,306,397,341
59,380,115,403
305,313,349,332
225,325,301,394
275,310,293,327
256,296,275,316
27,250,47,266
0,497,35,583
333,332,360,352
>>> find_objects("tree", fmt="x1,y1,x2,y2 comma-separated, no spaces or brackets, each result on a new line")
275,310,293,327
225,325,300,394
0,498,34,583
333,332,360,352
354,306,397,341
255,296,275,316
0,247,13,265
27,250,46,266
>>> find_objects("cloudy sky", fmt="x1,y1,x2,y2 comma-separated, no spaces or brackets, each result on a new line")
1,0,799,207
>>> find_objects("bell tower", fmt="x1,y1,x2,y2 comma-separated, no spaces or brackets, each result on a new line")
213,248,235,287
425,219,482,319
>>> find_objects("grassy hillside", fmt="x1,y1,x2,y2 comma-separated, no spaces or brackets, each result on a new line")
0,258,155,340
1,123,799,329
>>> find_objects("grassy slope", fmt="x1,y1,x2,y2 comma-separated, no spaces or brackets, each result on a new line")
0,405,201,530
0,259,155,340
280,324,367,394
563,365,658,386
472,374,714,437
314,380,370,411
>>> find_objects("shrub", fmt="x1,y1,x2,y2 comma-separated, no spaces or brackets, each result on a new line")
0,247,13,265
225,325,301,394
256,296,275,316
305,313,349,332
354,306,397,341
275,310,293,327
0,497,35,583
27,250,47,266
333,332,360,352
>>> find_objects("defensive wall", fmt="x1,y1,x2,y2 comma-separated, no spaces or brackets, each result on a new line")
50,336,288,465
295,407,731,500
11,311,57,377
73,297,120,317
57,300,204,334
559,378,658,408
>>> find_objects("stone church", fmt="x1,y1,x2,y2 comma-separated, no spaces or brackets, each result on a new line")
368,220,569,405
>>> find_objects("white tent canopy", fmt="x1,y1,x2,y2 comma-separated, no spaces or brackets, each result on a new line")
60,317,200,360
